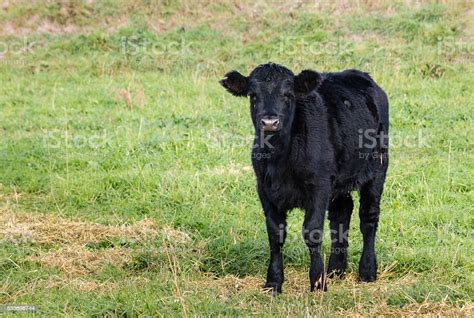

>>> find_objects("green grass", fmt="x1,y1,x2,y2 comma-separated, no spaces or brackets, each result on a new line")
0,0,473,316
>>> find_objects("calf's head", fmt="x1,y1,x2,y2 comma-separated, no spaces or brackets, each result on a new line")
220,63,321,134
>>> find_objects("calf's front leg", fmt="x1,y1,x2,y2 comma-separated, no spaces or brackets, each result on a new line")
303,191,331,291
259,192,287,295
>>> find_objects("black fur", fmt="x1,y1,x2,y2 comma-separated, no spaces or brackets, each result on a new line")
220,63,389,294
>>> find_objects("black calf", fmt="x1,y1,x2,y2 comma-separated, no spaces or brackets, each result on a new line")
220,63,389,294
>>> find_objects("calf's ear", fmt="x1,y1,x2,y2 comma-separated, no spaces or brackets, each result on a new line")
220,71,248,97
294,70,322,94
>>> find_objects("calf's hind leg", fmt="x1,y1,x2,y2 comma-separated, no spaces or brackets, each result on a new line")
358,174,385,282
327,193,353,278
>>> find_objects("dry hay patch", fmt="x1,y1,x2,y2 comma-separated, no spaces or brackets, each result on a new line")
0,210,157,245
32,245,133,277
196,270,413,297
0,210,192,278
161,224,192,244
194,269,473,316
337,301,474,317
27,275,152,295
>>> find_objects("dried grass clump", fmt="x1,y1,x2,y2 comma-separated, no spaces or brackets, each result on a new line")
32,276,151,294
162,225,192,244
0,210,157,245
198,269,416,297
337,301,474,317
195,270,473,316
0,209,196,280
29,245,133,277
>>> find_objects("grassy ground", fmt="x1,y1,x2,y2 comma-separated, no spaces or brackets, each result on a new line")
0,0,473,316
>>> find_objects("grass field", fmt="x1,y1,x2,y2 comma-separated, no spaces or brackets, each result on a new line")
0,0,473,316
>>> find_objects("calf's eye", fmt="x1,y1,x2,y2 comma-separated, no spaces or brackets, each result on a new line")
248,93,257,105
283,94,293,104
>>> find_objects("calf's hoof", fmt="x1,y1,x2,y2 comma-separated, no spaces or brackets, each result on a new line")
359,257,377,282
310,276,328,292
327,269,345,279
327,254,347,278
358,273,377,283
263,282,282,296
327,262,347,279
